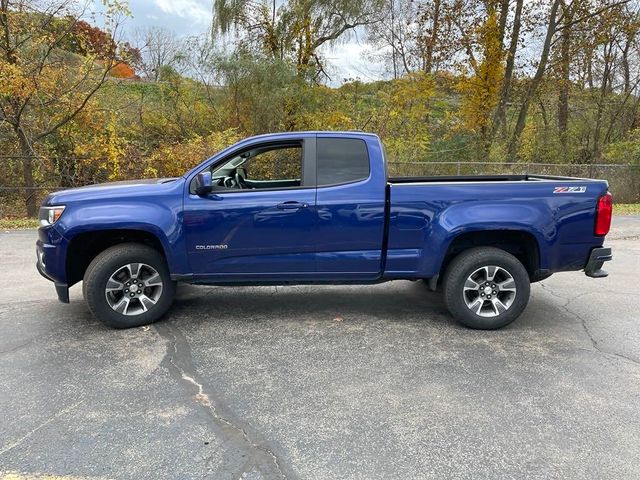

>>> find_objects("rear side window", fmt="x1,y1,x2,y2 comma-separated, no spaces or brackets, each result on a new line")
317,138,370,186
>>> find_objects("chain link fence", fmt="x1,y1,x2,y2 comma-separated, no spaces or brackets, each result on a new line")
1,160,639,217
388,162,640,203
0,154,116,218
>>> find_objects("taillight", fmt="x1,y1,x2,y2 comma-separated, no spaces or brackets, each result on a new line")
595,192,612,236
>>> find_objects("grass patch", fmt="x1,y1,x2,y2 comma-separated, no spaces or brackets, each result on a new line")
615,204,640,215
0,218,39,230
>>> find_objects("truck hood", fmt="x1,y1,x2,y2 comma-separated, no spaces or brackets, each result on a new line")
44,178,182,204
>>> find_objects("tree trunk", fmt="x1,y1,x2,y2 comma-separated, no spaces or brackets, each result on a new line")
585,49,594,89
622,35,631,94
424,0,441,74
497,0,510,47
492,0,523,140
390,0,398,79
16,127,37,217
508,0,561,160
557,0,571,156
593,41,614,159
272,0,276,27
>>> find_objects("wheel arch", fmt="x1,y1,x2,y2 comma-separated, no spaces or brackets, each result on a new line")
439,229,542,282
66,228,169,287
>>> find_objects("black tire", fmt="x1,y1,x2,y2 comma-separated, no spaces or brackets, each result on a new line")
83,243,176,329
443,247,530,330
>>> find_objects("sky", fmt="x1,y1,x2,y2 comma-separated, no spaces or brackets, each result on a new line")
94,0,385,84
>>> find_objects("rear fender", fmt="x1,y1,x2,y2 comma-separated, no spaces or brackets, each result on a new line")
424,202,550,277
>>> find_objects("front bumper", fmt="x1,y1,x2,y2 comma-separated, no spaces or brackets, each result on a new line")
36,258,69,303
584,246,612,278
36,228,69,303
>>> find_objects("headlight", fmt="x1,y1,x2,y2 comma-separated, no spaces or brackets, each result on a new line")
39,205,66,226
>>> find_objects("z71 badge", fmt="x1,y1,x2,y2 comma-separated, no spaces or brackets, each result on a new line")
553,186,587,194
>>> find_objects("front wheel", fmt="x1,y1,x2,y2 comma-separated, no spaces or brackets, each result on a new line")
443,247,530,330
83,243,176,329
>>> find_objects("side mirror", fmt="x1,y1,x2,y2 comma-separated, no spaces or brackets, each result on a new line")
194,171,213,196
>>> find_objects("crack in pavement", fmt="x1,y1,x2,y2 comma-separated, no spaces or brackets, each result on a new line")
0,399,85,457
606,234,640,241
538,282,640,367
0,339,39,356
154,322,292,480
231,458,259,480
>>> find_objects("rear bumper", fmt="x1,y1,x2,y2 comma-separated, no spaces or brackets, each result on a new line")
584,247,612,278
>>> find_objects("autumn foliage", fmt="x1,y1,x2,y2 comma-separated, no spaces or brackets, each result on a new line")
108,62,136,79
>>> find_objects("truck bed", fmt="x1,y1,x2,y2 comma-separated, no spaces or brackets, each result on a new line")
388,174,598,183
383,174,610,280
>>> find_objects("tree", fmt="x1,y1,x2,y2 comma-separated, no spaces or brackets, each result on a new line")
132,26,181,81
422,0,442,73
457,5,504,153
213,51,304,132
374,71,435,161
507,0,561,159
0,0,129,216
492,0,524,140
212,0,384,78
507,0,634,159
556,0,574,154
366,0,415,78
587,0,640,158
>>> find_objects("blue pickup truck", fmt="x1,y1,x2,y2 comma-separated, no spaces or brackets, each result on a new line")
36,132,613,329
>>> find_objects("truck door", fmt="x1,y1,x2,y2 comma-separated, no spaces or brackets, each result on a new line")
314,135,387,279
184,137,317,279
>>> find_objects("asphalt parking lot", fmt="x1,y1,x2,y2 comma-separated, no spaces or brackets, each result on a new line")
1,218,639,480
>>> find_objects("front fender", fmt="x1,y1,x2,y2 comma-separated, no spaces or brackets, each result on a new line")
55,201,187,274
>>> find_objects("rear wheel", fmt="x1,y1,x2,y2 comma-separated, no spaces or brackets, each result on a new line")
443,247,530,329
83,243,176,329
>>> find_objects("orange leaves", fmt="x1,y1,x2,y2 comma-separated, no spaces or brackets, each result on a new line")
109,62,136,79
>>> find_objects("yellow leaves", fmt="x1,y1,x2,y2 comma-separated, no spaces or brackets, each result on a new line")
374,71,435,162
385,72,434,121
59,107,129,182
457,9,504,139
297,110,354,131
0,61,34,100
143,165,160,177
146,129,241,178
104,113,125,180
517,121,537,163
103,0,132,19
603,129,640,165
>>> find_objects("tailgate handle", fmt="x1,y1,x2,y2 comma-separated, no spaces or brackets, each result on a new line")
277,201,308,210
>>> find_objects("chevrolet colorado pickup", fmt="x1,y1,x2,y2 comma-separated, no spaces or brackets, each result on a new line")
36,132,613,329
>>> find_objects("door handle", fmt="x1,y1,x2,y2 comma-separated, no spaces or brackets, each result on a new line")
276,201,308,210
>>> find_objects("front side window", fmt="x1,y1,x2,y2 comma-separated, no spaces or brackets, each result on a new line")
247,146,302,182
211,143,303,190
317,138,370,186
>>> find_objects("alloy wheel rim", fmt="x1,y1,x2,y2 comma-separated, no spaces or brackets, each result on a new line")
463,265,517,317
104,263,163,316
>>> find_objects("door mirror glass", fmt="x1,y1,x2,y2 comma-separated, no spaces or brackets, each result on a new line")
194,171,213,196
